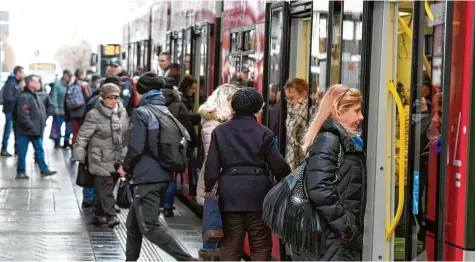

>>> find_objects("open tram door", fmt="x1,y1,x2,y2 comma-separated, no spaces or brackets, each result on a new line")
363,1,474,261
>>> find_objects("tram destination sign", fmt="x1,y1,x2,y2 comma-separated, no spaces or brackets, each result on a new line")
102,44,121,57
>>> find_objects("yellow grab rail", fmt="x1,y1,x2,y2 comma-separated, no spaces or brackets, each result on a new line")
424,0,434,21
386,81,406,240
397,16,432,78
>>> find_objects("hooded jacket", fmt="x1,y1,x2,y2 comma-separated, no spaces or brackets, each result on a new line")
123,90,173,184
305,118,366,260
195,105,222,205
73,99,129,176
2,73,21,113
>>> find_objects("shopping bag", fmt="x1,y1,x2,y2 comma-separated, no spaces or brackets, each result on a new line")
75,161,94,188
117,178,133,208
202,183,223,243
49,116,59,140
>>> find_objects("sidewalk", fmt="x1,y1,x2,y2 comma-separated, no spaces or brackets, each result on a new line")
0,115,202,261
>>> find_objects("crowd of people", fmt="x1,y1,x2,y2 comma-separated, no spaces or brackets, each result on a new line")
1,50,367,261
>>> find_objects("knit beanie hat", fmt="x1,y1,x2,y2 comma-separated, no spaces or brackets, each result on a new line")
100,83,121,98
136,72,166,94
231,87,264,114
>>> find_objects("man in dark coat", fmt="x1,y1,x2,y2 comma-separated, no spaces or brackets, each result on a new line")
122,72,196,261
204,87,290,261
109,57,136,117
1,66,24,156
15,75,57,179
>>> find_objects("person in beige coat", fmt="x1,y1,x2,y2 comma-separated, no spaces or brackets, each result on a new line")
73,83,130,228
196,84,240,206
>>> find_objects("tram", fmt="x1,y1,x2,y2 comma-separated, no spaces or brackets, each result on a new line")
122,1,474,260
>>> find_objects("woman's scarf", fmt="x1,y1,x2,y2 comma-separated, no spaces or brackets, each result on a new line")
352,136,364,150
110,104,123,150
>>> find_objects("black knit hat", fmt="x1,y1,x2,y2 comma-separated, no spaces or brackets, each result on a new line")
231,87,263,114
137,72,166,94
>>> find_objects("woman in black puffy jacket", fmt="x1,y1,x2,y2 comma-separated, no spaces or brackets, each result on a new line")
296,84,366,261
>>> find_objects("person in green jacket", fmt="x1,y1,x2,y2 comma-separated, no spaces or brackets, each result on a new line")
50,69,73,148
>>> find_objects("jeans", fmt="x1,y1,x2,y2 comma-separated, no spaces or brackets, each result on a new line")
1,112,16,152
82,187,95,202
163,180,176,209
126,183,191,261
17,135,48,174
52,115,72,144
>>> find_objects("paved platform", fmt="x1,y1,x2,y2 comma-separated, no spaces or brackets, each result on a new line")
0,115,202,261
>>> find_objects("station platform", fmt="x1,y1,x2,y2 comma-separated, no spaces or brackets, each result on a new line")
0,117,202,261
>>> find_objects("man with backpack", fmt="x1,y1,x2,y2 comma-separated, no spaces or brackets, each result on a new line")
14,75,57,179
109,57,137,116
50,69,73,148
122,72,195,261
64,69,92,145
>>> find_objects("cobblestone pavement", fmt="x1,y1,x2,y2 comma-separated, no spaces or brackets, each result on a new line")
0,115,202,261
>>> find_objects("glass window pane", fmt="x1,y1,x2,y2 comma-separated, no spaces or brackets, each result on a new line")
340,0,363,90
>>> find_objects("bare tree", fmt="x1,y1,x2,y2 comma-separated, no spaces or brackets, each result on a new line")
2,38,16,72
54,40,92,71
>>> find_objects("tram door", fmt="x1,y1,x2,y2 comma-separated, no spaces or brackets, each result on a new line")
362,1,474,261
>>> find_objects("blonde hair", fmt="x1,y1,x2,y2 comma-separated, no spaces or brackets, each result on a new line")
302,84,362,152
198,84,240,122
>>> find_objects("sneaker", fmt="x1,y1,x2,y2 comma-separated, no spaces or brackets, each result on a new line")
107,216,120,228
92,215,108,225
0,151,12,157
54,143,61,149
114,204,121,213
41,170,57,178
82,200,94,208
15,173,30,179
63,141,71,148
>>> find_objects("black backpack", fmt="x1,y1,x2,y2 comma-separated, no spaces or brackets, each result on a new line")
143,104,191,173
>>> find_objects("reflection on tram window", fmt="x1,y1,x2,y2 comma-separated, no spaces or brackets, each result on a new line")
231,32,242,52
341,0,363,90
243,30,255,52
185,54,191,75
284,78,309,170
241,56,256,87
309,2,329,117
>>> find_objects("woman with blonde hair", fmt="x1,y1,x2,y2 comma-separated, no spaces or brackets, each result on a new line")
295,84,366,261
196,83,240,205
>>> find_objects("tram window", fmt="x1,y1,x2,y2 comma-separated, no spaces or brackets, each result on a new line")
340,0,363,90
241,56,255,87
329,3,342,86
243,30,255,52
268,6,284,138
309,3,329,115
231,32,242,52
228,56,241,83
184,30,192,75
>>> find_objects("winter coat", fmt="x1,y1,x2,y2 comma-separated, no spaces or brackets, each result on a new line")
122,90,174,185
204,113,291,212
73,99,129,177
2,73,21,113
305,118,366,261
196,108,221,205
37,86,53,117
14,88,47,136
162,88,198,149
117,70,135,117
51,79,69,115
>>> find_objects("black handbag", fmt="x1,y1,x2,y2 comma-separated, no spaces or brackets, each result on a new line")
76,161,94,188
117,178,133,208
